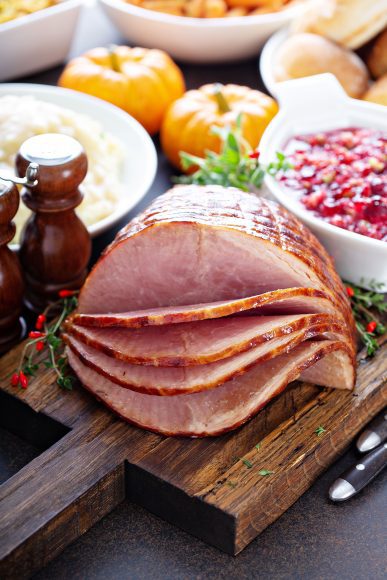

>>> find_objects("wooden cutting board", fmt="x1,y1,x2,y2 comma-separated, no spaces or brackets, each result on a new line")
0,336,386,579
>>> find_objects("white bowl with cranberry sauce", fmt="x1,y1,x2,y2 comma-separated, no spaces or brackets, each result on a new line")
259,74,387,290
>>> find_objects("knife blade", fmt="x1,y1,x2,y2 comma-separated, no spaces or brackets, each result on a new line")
329,442,387,502
356,408,387,453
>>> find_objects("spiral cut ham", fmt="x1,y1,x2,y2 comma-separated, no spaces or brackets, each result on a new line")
67,185,356,437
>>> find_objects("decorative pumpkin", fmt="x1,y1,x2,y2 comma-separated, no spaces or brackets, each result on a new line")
160,83,278,170
58,46,185,135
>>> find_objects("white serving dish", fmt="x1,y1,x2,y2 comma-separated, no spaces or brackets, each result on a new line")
259,26,288,97
0,84,157,249
98,0,305,64
0,0,82,81
259,74,387,290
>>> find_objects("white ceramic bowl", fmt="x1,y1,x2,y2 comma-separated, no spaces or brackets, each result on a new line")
259,74,387,290
0,84,157,249
0,0,83,81
259,26,288,96
98,0,305,63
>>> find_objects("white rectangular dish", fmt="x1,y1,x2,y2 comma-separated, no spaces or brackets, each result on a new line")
0,0,83,81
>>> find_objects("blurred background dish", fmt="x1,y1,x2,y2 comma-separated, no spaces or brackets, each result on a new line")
0,0,83,81
0,84,157,249
98,0,306,63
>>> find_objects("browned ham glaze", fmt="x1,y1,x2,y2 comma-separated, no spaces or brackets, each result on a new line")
67,185,357,437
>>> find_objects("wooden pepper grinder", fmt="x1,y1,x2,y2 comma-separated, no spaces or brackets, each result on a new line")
0,179,25,354
16,133,92,312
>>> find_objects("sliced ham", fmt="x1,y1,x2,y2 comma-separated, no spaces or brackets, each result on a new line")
72,288,340,330
65,319,344,395
67,185,357,437
77,186,353,338
67,313,344,366
67,340,354,437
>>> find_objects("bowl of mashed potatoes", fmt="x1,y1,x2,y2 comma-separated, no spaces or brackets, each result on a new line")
0,84,157,249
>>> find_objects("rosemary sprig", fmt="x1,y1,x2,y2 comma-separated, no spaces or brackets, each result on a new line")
175,115,265,192
346,280,386,356
11,292,78,391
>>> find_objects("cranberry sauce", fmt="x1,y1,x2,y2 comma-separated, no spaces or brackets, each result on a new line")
276,127,387,241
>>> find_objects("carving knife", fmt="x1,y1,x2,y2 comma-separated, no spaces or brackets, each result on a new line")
356,408,387,453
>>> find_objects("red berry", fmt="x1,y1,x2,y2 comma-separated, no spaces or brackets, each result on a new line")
59,289,76,298
19,371,28,389
11,373,19,387
36,314,46,330
29,331,45,339
248,150,260,159
346,286,355,297
36,341,45,352
366,321,377,333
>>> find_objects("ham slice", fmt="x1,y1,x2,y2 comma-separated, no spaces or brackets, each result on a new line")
77,186,353,336
67,313,344,366
72,288,340,330
65,319,344,395
66,341,354,437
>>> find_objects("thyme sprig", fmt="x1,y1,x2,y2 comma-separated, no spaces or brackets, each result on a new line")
175,115,265,191
11,292,78,391
346,280,386,356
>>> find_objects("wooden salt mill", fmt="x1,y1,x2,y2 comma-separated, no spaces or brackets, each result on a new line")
0,179,25,354
16,134,91,312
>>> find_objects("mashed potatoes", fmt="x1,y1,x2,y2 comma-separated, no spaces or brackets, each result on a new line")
0,95,124,243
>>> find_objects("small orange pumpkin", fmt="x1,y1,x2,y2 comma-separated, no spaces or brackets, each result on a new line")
160,83,278,170
58,46,185,135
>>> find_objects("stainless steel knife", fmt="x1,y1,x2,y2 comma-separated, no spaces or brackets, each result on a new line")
329,441,387,502
356,408,387,453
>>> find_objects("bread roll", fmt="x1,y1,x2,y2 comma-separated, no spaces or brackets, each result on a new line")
367,28,387,79
363,74,387,106
292,0,387,50
274,33,370,98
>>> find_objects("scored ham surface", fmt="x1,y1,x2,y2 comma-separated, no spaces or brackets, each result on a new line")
65,319,346,396
67,185,357,437
67,341,354,437
67,313,344,366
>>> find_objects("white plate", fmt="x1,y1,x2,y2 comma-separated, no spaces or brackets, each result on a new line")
259,74,387,290
98,0,306,64
0,84,157,249
0,0,83,81
259,27,288,97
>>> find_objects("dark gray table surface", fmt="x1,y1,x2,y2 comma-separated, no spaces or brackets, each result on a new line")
2,3,386,579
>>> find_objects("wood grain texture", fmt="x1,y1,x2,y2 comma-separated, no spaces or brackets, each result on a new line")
0,337,386,577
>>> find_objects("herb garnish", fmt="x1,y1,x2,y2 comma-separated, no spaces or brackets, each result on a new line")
255,443,261,451
345,280,386,356
10,291,78,391
315,426,326,437
241,458,253,469
176,115,265,192
258,469,273,477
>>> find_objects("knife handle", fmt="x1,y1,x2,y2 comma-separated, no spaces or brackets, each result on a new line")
329,442,387,502
356,408,387,453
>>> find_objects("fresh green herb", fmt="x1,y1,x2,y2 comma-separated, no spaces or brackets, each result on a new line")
258,469,273,476
227,481,238,488
345,280,386,356
175,115,265,192
241,458,253,469
315,426,326,437
266,151,293,175
255,443,261,451
11,293,78,391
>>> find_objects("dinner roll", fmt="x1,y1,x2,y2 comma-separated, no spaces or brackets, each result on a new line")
274,33,369,99
367,28,387,79
363,74,387,106
292,0,387,50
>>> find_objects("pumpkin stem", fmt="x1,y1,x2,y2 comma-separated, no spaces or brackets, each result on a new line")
108,45,121,73
213,83,231,114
